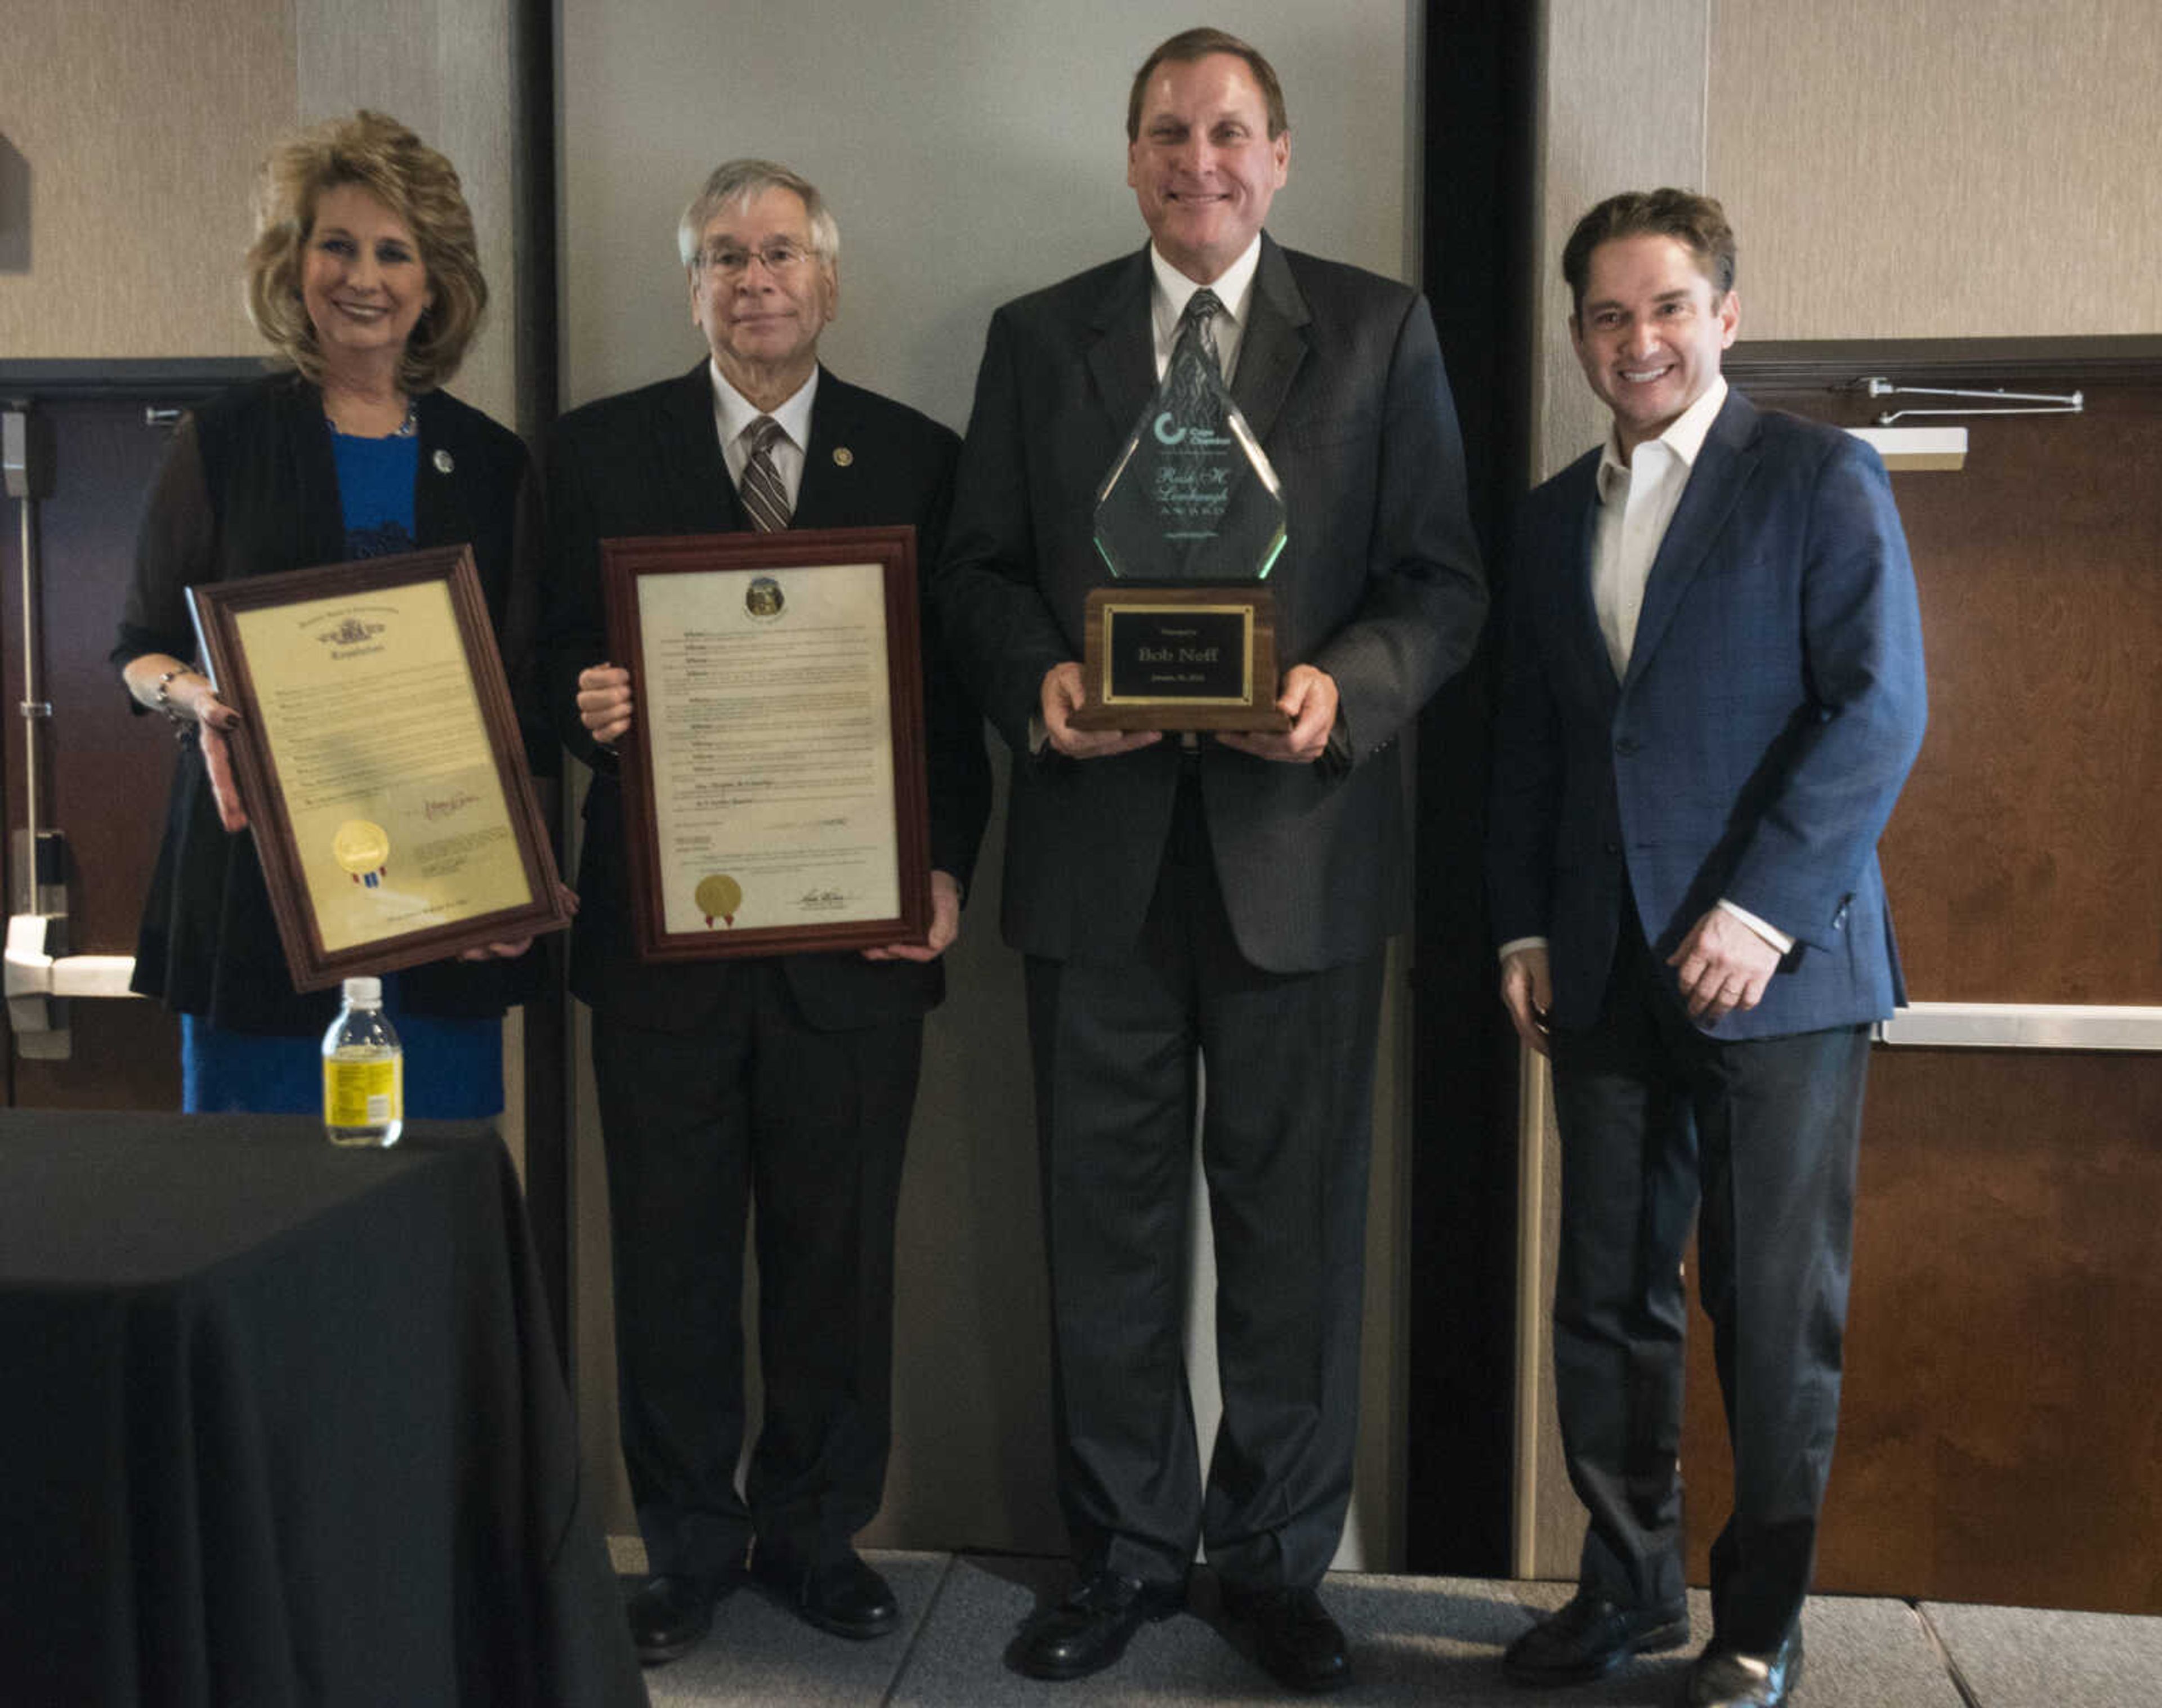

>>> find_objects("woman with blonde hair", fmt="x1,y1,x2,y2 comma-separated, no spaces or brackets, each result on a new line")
114,110,548,1115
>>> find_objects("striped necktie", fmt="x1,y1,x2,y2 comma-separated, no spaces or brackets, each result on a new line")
739,415,792,532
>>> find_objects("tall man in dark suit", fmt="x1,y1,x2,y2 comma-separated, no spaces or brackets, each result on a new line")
1487,191,1927,1708
935,29,1484,1693
540,159,990,1668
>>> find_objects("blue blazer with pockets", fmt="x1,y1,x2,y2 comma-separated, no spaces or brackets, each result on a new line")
1488,387,1928,1041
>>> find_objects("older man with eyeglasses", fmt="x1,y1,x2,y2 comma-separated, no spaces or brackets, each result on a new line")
539,158,989,1667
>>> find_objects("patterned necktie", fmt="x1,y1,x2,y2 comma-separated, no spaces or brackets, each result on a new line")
1177,287,1225,378
739,415,792,532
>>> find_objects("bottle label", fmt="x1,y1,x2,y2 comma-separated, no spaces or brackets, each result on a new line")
324,1056,402,1126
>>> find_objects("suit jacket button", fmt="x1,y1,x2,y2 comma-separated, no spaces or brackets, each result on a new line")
1614,735,1641,755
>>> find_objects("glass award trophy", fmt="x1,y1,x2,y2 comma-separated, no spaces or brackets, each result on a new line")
1070,319,1292,731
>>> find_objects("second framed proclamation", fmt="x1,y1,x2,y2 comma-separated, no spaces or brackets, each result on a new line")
601,526,931,962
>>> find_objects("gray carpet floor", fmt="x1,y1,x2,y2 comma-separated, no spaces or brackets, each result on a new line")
613,1550,2162,1706
1919,1601,2162,1708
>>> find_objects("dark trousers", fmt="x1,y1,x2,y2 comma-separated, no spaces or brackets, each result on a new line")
592,960,921,1583
1549,911,1868,1652
1024,775,1384,1591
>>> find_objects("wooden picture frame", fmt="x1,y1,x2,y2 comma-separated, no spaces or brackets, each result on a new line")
600,526,930,962
188,545,570,992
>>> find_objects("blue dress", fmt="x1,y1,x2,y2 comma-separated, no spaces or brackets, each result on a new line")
182,419,505,1117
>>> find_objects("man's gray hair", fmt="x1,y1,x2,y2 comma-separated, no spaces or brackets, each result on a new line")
678,158,840,269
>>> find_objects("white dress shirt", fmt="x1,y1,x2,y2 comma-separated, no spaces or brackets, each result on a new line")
1591,376,1727,679
1501,375,1794,965
709,360,818,511
1149,236,1262,383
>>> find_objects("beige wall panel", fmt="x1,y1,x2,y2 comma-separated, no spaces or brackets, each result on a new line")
1708,0,2162,340
296,0,436,136
294,0,519,428
0,1,296,358
1534,0,1711,484
1363,934,1414,1572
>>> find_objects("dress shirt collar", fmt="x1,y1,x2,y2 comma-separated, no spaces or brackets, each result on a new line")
1148,235,1262,379
709,359,819,455
1597,375,1728,504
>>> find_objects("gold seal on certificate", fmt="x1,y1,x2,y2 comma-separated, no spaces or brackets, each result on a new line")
333,819,391,886
695,874,743,928
601,526,933,963
187,546,571,991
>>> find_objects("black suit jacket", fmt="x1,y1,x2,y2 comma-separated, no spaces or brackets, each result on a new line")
542,363,990,1031
935,237,1485,973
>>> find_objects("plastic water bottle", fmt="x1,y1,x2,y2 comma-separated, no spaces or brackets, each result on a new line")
322,976,403,1147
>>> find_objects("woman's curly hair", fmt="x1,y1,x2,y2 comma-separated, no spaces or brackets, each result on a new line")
243,110,486,394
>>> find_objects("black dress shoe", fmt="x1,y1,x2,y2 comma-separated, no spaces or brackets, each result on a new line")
1017,1568,1185,1680
1681,1630,1803,1707
1222,1584,1352,1693
1503,1590,1691,1685
626,1572,729,1665
750,1547,900,1639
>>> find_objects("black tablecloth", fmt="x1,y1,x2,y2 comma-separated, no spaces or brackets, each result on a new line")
0,1111,646,1708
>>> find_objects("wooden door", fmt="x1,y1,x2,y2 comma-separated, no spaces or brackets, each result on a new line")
0,383,247,1109
1679,348,2162,1614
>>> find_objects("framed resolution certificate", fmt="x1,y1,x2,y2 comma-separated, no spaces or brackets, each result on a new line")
188,546,570,991
601,526,930,962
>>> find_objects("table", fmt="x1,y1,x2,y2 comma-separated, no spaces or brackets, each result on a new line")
0,1111,646,1707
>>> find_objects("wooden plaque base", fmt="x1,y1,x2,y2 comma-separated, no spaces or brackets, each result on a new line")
1068,584,1290,732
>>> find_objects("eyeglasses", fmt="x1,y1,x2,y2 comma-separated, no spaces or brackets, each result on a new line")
695,241,817,278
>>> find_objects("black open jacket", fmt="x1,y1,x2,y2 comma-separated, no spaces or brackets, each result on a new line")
113,372,547,1034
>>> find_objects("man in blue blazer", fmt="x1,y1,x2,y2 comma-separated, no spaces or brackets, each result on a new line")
936,26,1484,1695
1486,190,1926,1708
541,159,989,1667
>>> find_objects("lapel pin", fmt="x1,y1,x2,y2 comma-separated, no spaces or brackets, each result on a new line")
832,446,854,467
432,449,454,475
